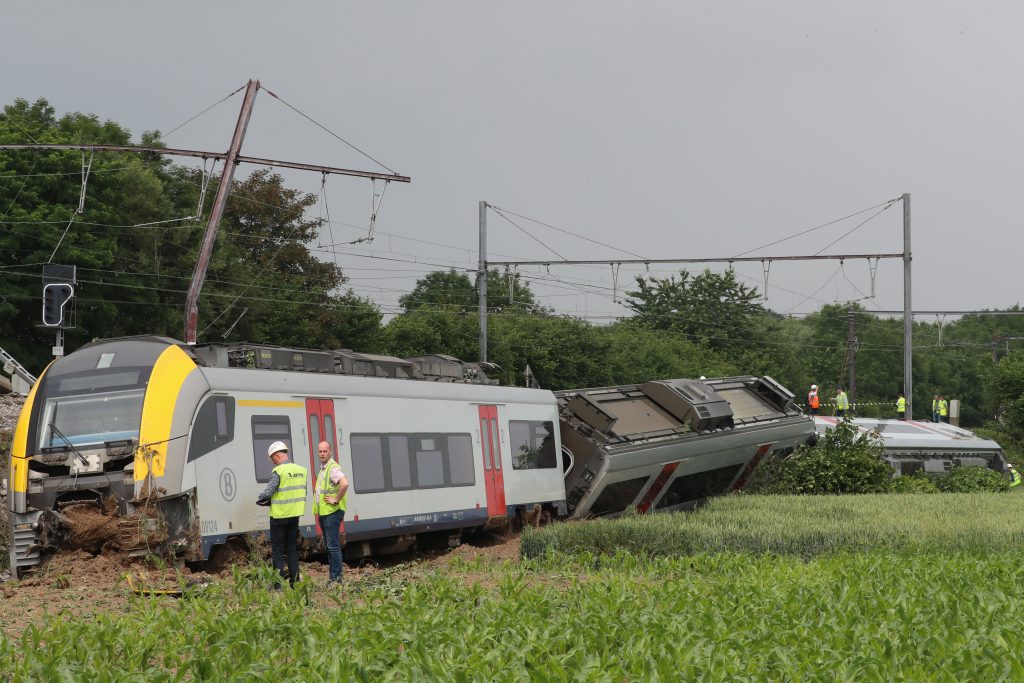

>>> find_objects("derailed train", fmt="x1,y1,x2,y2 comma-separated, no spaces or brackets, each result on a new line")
6,336,815,577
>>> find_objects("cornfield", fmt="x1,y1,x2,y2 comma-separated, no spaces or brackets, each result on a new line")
5,494,1024,679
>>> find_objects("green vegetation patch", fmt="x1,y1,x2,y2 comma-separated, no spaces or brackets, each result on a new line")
523,493,1024,559
5,554,1024,680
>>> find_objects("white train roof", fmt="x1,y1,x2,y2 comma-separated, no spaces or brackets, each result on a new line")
813,417,1003,452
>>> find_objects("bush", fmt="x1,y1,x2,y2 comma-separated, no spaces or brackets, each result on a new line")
888,474,939,494
750,419,891,495
936,466,1010,493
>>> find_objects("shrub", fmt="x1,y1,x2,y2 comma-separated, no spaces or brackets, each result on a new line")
889,474,939,494
750,419,890,495
936,466,1010,493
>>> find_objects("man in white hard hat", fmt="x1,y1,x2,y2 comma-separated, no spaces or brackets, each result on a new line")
807,384,820,415
256,440,307,587
1009,463,1021,489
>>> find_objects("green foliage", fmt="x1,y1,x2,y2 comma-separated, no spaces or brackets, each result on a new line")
397,268,539,313
750,420,891,495
624,268,765,353
936,466,1010,493
10,542,1024,679
523,492,1024,559
0,99,383,372
888,474,939,494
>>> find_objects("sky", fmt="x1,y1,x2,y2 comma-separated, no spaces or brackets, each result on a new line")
5,1,1022,322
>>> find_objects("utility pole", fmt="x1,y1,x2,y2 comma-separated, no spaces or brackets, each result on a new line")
847,308,857,405
1,79,411,345
902,193,913,420
184,79,259,344
478,200,488,363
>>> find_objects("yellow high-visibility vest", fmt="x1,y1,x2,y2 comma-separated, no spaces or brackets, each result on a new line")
270,462,307,519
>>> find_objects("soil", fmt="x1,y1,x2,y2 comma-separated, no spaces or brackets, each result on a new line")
0,531,525,636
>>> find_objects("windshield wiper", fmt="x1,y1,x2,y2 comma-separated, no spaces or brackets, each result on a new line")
49,422,89,467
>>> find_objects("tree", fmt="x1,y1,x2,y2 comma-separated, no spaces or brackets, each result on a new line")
0,98,383,371
624,269,765,352
398,268,540,313
750,420,891,495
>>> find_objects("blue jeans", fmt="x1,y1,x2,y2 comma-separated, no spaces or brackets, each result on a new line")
321,509,345,582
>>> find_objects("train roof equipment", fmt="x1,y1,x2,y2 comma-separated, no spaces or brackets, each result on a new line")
558,375,815,518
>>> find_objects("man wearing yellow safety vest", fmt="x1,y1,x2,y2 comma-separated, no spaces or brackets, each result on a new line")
1008,464,1021,489
314,440,350,585
896,392,906,420
257,441,308,588
834,387,850,418
938,395,949,423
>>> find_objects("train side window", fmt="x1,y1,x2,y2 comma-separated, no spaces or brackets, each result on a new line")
447,435,475,486
324,414,336,450
309,417,321,451
589,476,650,516
388,435,413,489
414,436,445,488
188,397,236,463
509,420,557,470
351,435,386,493
252,416,291,483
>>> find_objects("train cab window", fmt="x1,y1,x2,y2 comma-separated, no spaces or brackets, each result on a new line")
187,397,236,462
509,420,557,470
252,416,292,483
447,435,475,486
388,436,412,489
351,435,386,492
414,437,445,488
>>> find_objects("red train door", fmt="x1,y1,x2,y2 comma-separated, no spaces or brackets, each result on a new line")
478,405,506,518
305,398,337,535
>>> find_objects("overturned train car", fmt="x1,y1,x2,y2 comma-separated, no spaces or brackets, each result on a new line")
559,376,816,518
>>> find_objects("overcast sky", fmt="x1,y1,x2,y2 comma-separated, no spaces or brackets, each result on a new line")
6,1,1021,321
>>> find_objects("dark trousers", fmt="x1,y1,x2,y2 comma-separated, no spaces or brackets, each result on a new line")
270,516,300,586
897,411,906,421
320,509,345,582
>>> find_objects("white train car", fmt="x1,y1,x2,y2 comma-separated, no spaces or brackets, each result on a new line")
7,337,565,576
813,416,1008,475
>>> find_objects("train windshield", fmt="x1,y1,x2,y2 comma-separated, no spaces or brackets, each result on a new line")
36,368,148,450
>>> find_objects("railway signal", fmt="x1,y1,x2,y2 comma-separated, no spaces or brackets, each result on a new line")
42,283,74,328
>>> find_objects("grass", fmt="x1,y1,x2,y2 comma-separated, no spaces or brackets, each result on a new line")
522,493,1024,559
6,494,1024,680
4,554,1024,680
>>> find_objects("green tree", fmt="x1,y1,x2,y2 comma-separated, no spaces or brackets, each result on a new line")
625,269,765,352
398,268,540,313
750,420,891,495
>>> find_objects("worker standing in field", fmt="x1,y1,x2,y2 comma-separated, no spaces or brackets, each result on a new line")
896,392,906,420
257,441,308,588
807,384,820,415
938,395,949,423
1009,464,1021,488
314,440,349,585
835,387,850,418
932,394,940,423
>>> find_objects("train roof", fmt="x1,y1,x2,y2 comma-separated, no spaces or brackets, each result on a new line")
813,417,1003,452
197,365,556,405
557,375,808,449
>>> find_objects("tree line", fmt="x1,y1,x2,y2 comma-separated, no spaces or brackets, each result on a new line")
3,98,1024,448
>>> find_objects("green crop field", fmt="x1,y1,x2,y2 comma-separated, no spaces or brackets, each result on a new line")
5,494,1024,681
522,492,1024,559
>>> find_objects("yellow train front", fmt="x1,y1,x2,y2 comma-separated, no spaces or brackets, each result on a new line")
6,336,567,577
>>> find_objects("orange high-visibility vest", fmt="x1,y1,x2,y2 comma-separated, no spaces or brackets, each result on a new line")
809,393,820,409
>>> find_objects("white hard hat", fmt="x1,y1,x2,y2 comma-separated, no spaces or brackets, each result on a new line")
267,441,289,457
811,384,817,389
